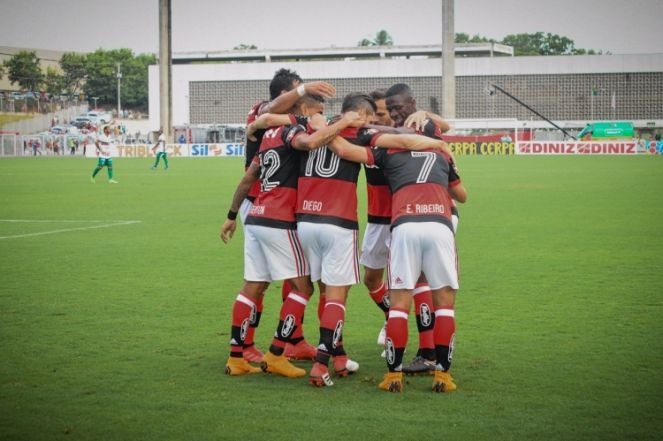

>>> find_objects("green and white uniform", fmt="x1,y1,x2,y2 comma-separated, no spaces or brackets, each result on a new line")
152,133,169,169
91,131,116,182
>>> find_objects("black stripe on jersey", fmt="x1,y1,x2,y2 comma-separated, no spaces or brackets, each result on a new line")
287,229,309,277
296,213,359,230
245,217,297,230
391,215,454,233
367,215,391,224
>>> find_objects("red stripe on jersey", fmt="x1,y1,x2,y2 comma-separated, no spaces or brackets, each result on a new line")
250,187,298,223
391,182,453,226
296,177,359,223
367,184,392,218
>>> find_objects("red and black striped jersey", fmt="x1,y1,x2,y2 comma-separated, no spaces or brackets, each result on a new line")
245,101,269,201
295,126,375,230
418,119,460,217
245,119,307,230
368,146,460,232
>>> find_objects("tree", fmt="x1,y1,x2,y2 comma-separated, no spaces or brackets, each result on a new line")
59,52,88,96
501,32,577,56
234,44,257,50
3,50,44,91
358,29,394,47
82,48,155,110
455,33,493,44
43,66,66,96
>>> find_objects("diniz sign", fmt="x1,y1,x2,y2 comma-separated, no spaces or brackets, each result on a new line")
517,141,638,155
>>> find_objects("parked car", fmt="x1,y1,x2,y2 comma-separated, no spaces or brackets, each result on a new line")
87,110,112,124
72,116,96,128
9,91,25,100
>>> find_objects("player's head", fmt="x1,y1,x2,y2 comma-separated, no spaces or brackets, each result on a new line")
297,94,325,117
369,89,393,126
103,125,111,135
341,92,377,124
385,83,417,127
269,68,303,100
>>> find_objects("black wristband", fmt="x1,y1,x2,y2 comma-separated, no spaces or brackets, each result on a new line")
227,210,238,221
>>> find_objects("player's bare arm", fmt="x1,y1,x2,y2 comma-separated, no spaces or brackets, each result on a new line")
450,181,468,203
247,113,294,141
404,111,451,133
292,111,364,151
220,162,260,244
260,81,336,115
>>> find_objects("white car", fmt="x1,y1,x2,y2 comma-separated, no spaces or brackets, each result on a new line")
87,110,112,124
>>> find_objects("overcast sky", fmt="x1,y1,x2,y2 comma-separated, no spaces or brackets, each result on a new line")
1,0,662,55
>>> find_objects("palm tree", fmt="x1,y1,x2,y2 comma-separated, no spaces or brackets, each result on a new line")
358,30,394,47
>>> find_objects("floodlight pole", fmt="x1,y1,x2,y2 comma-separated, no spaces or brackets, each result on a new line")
490,83,577,140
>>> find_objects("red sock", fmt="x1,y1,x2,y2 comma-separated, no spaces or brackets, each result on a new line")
270,290,311,353
413,283,434,359
316,301,346,364
244,295,263,347
434,305,456,371
368,282,389,317
230,293,255,357
281,280,292,302
385,307,408,372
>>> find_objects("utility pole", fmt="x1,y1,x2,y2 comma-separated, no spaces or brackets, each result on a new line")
116,63,122,118
92,96,99,109
159,0,173,143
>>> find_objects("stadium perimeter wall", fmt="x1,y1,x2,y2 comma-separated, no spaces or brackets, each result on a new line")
148,53,663,130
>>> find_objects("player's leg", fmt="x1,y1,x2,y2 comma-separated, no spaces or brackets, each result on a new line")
262,274,313,378
431,286,457,392
360,223,391,346
422,223,459,392
256,227,312,378
106,159,117,183
310,284,351,387
402,278,436,375
162,152,169,169
91,158,103,182
242,289,265,363
225,280,268,376
379,289,411,392
379,222,421,392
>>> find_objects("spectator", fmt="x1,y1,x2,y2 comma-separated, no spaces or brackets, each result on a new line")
178,133,186,144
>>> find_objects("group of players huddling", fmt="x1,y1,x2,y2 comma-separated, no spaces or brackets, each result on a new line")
220,68,467,393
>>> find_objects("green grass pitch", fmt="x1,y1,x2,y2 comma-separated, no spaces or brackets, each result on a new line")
0,155,662,441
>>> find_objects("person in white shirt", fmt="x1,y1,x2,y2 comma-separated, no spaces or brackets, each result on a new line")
151,129,168,170
90,126,118,184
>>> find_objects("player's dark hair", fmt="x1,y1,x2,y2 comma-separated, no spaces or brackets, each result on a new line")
369,89,388,101
269,68,303,100
385,83,413,99
341,93,377,113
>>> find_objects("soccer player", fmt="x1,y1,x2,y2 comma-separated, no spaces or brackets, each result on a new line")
306,93,455,387
332,118,466,392
238,70,337,364
151,128,168,170
220,97,363,378
90,125,118,184
363,89,453,353
385,83,460,375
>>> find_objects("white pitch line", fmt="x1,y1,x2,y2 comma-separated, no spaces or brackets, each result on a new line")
0,220,141,240
0,219,138,223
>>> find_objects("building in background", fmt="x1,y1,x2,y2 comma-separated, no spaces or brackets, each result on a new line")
148,45,663,133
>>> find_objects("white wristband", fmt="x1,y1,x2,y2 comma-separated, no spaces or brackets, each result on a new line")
296,84,306,97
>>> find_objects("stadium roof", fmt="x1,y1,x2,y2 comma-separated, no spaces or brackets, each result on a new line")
171,43,514,64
